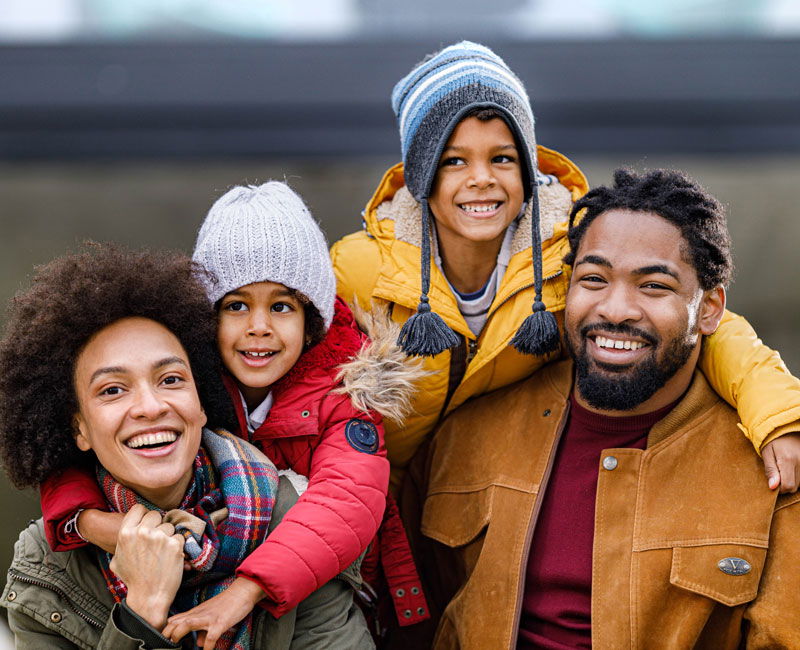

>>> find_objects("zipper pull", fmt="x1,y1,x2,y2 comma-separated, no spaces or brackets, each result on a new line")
466,339,478,363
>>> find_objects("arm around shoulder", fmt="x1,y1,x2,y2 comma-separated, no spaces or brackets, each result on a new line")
699,309,800,451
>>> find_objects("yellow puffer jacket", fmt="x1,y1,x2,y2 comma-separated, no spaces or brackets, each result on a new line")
330,146,800,490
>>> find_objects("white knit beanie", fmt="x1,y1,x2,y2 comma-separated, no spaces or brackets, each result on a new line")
192,181,336,328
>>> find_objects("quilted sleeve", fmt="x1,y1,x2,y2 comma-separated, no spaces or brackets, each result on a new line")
699,309,800,453
40,465,107,551
236,394,389,617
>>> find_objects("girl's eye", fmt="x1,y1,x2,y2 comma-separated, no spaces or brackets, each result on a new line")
223,301,248,312
272,302,294,314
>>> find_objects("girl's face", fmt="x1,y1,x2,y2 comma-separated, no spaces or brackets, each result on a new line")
217,281,306,409
428,116,525,253
72,317,206,511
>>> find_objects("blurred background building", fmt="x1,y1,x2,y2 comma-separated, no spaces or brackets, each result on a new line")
1,0,800,641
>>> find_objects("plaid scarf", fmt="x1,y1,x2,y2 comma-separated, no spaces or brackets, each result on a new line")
97,428,279,650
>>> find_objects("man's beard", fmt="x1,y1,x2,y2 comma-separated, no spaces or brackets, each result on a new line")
566,322,696,411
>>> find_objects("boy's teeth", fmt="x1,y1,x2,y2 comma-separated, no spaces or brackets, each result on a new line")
595,336,644,350
461,203,499,213
126,431,178,449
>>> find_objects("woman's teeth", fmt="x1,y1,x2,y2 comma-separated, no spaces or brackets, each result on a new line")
126,431,178,449
460,203,499,213
595,336,645,350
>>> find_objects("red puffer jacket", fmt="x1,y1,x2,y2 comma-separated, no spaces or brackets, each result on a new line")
40,298,425,620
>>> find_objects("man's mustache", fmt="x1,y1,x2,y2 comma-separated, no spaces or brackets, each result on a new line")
579,322,659,347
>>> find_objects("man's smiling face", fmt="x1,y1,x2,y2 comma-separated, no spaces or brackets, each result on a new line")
565,208,724,415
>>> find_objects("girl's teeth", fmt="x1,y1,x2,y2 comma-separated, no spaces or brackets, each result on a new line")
246,351,273,357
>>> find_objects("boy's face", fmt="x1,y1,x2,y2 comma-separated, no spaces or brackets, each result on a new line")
217,281,306,409
428,116,524,253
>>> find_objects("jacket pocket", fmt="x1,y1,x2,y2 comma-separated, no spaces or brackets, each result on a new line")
669,543,767,606
421,486,493,548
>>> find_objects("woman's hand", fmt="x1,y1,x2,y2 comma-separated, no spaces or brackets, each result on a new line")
77,509,124,554
763,433,800,493
162,577,266,650
110,504,184,631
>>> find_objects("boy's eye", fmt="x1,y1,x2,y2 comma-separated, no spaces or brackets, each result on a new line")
440,156,465,167
493,154,516,164
223,301,248,312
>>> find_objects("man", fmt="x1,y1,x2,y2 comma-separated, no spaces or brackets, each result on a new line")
418,169,800,649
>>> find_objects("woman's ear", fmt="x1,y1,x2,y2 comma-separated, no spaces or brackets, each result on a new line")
698,286,726,336
72,414,92,452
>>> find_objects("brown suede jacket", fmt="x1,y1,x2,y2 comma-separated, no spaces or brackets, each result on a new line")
418,360,800,649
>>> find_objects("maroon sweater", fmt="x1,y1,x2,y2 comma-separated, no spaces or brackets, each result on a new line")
517,394,677,649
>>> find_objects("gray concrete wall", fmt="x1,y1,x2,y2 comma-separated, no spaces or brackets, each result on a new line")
1,153,798,623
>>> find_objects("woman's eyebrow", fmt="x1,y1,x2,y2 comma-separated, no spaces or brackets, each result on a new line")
89,357,187,383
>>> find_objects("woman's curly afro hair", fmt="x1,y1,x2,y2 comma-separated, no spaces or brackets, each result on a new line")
0,243,235,489
565,168,733,290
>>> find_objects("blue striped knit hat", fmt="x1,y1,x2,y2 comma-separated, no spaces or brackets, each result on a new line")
391,41,560,358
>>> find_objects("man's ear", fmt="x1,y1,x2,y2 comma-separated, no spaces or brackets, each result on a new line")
72,414,93,452
698,286,726,336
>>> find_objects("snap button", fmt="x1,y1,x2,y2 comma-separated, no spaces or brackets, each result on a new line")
718,557,751,576
542,409,551,417
410,586,419,595
602,456,618,471
403,609,412,618
301,410,310,418
395,588,405,597
50,612,62,623
417,607,426,615
6,590,16,601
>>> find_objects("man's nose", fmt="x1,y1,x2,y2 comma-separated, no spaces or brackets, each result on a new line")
596,284,643,324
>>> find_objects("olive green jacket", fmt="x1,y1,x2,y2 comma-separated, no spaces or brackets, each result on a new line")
1,477,373,649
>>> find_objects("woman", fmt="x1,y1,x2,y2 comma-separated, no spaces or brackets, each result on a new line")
0,244,372,649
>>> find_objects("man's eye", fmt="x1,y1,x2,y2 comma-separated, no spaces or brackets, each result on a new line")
643,282,670,291
224,301,248,312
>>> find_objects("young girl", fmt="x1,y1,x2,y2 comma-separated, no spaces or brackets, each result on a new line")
40,182,422,645
331,40,800,495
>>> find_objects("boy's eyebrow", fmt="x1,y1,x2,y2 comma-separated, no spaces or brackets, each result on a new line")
443,143,517,153
89,356,188,384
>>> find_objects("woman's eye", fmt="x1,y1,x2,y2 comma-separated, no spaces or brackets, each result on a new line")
162,375,184,386
223,301,248,312
100,386,123,397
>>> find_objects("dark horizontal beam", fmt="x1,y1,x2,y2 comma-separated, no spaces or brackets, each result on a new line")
1,38,799,158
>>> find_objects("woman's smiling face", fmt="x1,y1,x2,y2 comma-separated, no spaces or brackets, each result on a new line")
72,317,206,510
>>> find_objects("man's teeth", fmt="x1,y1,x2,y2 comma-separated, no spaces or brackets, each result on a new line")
460,203,499,213
126,432,178,449
595,336,645,350
244,351,275,358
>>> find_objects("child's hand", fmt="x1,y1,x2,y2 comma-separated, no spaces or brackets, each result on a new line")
762,433,800,493
77,509,125,553
162,576,266,650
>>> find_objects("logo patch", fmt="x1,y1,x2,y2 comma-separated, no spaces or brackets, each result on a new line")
345,419,379,454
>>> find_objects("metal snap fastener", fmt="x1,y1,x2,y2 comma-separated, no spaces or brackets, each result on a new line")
417,607,426,615
6,590,16,601
543,409,551,417
301,410,310,418
50,612,62,623
396,588,405,597
403,609,412,618
602,456,618,471
411,586,419,595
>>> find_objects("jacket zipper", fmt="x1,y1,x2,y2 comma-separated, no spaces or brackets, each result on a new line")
436,269,564,423
8,568,105,629
508,399,571,649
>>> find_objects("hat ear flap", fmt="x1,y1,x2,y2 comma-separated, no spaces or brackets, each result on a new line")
396,200,460,357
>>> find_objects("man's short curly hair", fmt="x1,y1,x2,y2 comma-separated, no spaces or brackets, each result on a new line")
565,168,733,290
0,243,235,489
